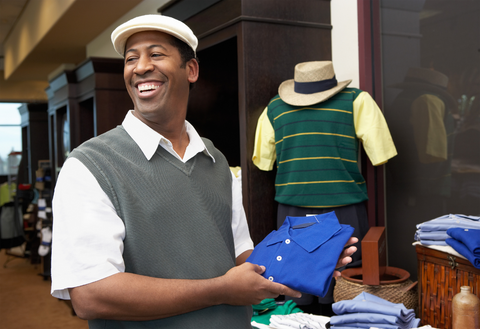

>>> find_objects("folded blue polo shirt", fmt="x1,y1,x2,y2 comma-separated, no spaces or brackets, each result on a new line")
246,211,354,297
446,228,480,268
447,228,480,256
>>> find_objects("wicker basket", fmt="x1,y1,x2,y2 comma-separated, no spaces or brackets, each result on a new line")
333,276,418,311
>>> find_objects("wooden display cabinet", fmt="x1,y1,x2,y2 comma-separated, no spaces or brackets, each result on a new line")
18,103,49,185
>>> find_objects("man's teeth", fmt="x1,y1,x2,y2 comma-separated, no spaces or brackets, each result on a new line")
138,84,159,92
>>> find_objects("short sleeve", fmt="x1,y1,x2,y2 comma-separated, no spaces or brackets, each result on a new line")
230,170,254,257
353,92,397,166
252,107,277,171
51,158,126,300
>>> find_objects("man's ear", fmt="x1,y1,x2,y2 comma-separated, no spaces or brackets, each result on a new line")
186,58,199,83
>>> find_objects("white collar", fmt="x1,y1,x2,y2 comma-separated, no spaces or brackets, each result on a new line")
121,110,215,163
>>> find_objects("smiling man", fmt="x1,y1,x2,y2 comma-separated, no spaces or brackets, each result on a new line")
50,15,357,328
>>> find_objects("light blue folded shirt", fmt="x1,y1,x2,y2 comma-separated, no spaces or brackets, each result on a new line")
416,214,480,232
417,239,448,246
353,291,405,307
414,230,449,246
330,292,420,329
331,323,401,329
330,312,405,327
329,313,419,329
332,300,415,322
414,230,449,241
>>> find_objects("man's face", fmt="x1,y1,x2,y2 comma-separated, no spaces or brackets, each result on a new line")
123,30,198,123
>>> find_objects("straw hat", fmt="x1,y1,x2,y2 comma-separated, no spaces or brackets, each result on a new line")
111,14,198,57
278,61,352,106
390,67,456,109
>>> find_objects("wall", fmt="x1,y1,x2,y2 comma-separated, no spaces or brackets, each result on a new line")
86,0,171,59
331,0,360,88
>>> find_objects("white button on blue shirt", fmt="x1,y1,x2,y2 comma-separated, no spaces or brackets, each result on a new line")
246,211,354,297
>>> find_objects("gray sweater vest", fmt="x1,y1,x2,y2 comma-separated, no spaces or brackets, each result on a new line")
69,126,252,329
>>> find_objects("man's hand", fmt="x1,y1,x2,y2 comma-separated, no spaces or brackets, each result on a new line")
217,262,301,305
333,236,358,278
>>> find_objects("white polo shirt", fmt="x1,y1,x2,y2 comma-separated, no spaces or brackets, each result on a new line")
51,111,254,300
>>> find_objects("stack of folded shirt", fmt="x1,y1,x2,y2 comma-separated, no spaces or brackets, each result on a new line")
329,292,420,329
251,299,303,325
446,228,480,269
269,313,330,329
414,214,480,246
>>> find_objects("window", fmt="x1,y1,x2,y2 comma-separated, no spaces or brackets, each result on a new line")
0,103,22,175
381,1,480,279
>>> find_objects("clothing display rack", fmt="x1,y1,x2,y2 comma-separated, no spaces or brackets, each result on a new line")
34,161,53,280
1,151,27,267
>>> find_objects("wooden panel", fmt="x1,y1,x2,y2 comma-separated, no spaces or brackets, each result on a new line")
416,244,480,328
183,0,241,37
357,0,385,228
188,37,240,166
77,97,95,145
361,226,387,285
185,0,331,39
94,89,132,136
241,0,330,23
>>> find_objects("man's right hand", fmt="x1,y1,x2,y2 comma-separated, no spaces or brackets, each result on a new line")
217,262,301,305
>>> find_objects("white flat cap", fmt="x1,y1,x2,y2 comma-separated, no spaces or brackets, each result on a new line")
111,14,198,56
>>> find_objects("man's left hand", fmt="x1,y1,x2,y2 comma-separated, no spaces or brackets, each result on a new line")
333,236,358,278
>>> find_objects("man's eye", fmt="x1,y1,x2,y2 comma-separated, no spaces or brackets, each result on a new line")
125,57,137,62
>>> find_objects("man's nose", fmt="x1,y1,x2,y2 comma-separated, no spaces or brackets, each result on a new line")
134,56,154,75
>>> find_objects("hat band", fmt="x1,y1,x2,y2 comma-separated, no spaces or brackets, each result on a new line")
294,76,338,94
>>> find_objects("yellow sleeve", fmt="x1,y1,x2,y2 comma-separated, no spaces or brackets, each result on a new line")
409,94,447,163
252,107,276,171
353,92,398,166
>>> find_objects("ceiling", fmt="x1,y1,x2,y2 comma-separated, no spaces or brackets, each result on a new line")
0,0,145,103
0,0,28,71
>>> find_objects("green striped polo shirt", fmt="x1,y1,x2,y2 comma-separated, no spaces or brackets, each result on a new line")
266,88,367,207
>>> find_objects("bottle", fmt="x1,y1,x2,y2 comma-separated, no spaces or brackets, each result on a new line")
452,286,480,329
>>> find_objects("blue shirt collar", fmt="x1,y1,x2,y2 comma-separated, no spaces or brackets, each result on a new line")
265,211,342,252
